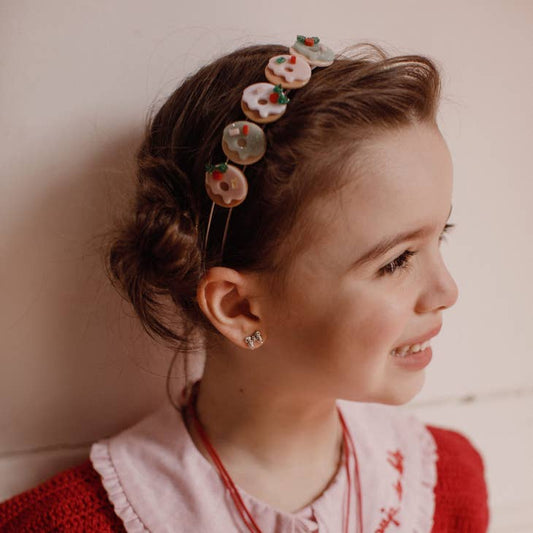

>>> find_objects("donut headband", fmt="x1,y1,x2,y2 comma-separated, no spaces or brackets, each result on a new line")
203,35,335,254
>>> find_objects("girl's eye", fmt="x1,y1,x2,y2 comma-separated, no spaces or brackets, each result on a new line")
378,250,417,277
377,223,455,277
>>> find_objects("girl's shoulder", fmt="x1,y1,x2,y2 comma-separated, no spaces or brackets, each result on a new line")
0,459,125,533
426,424,490,532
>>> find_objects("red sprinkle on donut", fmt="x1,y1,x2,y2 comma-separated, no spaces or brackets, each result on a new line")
290,55,297,64
243,124,249,135
269,92,279,103
304,37,314,46
213,170,223,181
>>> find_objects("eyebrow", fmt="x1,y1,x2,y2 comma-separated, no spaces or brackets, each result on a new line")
352,204,453,269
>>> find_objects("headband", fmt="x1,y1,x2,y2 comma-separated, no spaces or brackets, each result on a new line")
203,35,335,254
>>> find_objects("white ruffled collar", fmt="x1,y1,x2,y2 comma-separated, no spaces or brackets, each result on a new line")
90,386,437,533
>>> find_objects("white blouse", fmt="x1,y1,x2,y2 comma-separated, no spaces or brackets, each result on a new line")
90,388,437,533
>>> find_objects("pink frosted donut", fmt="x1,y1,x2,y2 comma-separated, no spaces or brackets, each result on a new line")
205,164,248,208
265,54,312,89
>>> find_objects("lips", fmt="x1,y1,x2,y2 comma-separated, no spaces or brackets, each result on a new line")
395,324,442,350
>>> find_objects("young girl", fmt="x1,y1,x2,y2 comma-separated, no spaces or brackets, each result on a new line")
0,37,490,532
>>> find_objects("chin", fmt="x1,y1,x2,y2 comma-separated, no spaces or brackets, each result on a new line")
378,376,426,406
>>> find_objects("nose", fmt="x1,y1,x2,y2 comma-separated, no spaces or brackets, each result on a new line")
415,252,459,314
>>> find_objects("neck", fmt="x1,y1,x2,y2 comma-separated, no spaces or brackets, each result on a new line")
181,346,345,511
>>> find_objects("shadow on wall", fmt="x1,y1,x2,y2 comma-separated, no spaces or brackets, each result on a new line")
0,127,204,499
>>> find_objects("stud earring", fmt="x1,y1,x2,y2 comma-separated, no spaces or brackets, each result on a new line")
244,330,264,349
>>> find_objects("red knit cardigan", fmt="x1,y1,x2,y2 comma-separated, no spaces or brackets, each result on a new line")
0,425,490,532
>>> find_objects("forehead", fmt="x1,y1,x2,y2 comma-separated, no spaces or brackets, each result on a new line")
304,123,453,258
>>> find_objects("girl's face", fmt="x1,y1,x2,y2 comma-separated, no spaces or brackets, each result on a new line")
261,122,458,405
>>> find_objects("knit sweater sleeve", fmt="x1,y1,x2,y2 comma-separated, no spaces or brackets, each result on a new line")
0,459,126,533
426,425,490,533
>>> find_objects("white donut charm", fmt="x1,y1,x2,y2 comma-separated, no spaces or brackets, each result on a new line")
265,54,312,89
241,82,289,124
205,163,248,208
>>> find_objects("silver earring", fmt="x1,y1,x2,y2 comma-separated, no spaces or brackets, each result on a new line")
244,330,264,349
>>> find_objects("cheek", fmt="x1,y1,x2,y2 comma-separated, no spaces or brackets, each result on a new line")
280,281,407,355
348,293,405,349
323,293,405,366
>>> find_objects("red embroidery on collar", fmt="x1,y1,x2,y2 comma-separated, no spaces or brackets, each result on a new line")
387,450,404,475
375,507,401,532
393,479,403,501
374,449,405,532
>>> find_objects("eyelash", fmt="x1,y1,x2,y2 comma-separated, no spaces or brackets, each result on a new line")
378,223,455,277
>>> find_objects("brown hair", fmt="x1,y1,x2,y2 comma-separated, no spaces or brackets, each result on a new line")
106,42,441,351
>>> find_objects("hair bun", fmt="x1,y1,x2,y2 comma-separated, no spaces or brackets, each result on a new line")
108,157,204,346
136,199,200,286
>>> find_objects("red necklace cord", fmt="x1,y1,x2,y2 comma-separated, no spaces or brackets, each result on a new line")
338,407,364,533
186,381,363,533
187,401,261,532
187,384,262,533
340,412,352,533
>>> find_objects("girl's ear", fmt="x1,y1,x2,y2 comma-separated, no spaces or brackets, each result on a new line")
196,267,264,349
